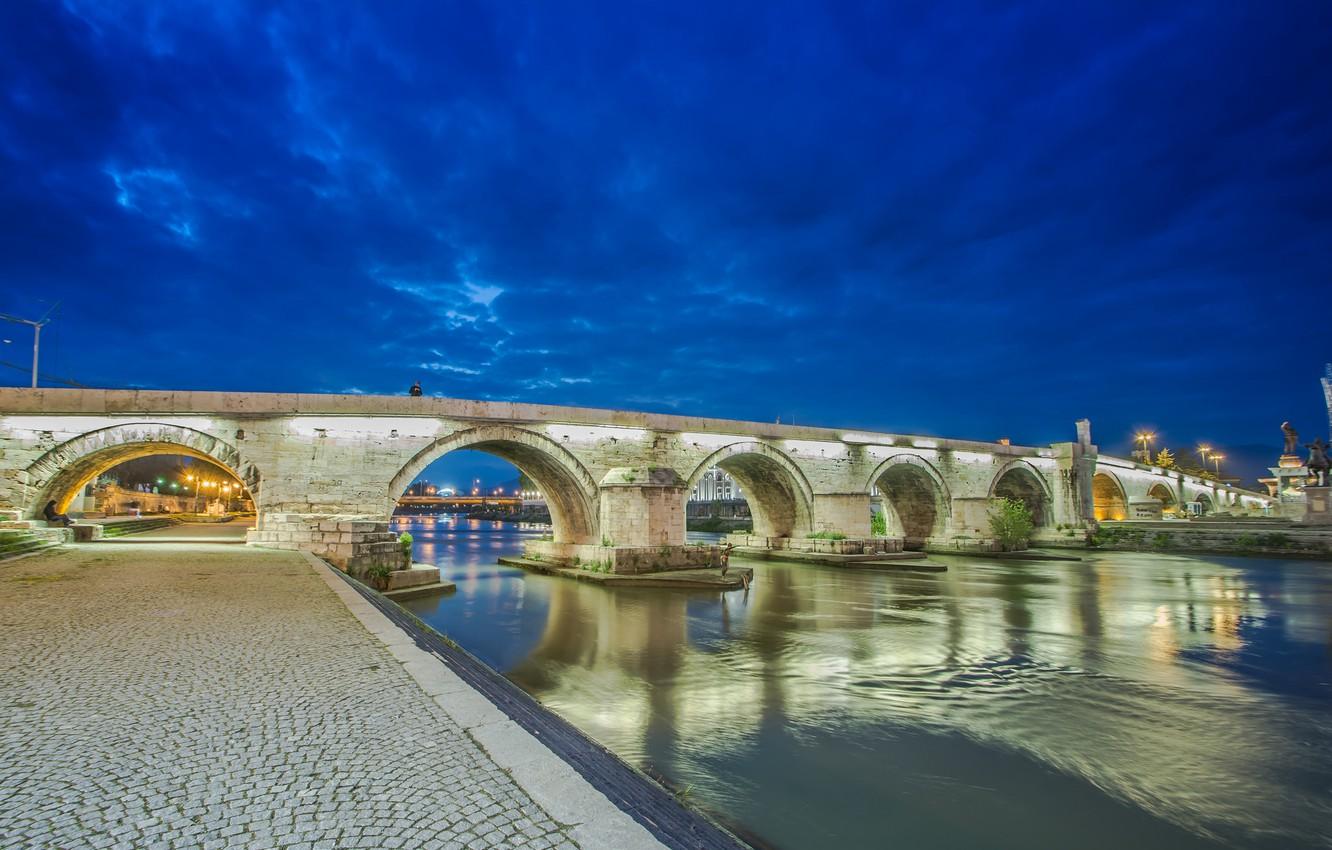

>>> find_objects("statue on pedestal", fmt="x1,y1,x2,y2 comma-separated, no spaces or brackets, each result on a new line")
1307,437,1330,487
1282,421,1299,455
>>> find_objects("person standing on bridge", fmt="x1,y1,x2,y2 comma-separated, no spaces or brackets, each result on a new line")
409,381,423,397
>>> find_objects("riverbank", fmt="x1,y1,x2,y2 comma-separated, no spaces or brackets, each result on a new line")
1090,520,1332,559
0,541,744,850
686,517,752,533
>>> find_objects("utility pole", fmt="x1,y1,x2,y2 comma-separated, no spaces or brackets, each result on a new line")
0,303,59,388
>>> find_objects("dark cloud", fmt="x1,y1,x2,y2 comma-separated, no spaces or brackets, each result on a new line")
2,0,1330,483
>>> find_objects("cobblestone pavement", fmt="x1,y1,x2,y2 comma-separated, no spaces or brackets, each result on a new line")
0,543,582,850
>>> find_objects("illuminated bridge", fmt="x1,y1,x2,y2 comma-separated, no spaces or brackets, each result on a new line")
0,388,1273,572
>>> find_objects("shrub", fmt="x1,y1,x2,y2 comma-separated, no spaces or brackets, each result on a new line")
988,497,1034,551
1235,533,1259,549
601,535,614,547
806,531,847,540
398,531,413,560
870,511,888,536
1151,532,1172,549
364,562,391,590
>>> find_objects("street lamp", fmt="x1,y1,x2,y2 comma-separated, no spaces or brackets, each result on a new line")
0,309,55,388
1135,432,1155,464
1210,453,1225,476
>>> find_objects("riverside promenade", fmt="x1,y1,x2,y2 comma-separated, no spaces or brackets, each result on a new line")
0,540,683,850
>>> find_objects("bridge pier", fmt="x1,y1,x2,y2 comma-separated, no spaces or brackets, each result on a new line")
523,467,720,574
247,513,404,575
597,467,688,548
811,493,872,538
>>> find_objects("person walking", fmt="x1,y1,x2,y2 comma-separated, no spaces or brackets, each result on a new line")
409,381,423,397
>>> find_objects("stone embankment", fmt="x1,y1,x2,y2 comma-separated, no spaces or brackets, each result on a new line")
1091,520,1332,558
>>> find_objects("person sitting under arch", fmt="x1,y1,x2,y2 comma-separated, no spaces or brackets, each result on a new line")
43,500,73,527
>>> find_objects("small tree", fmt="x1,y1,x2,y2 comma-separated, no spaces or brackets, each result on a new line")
1154,448,1176,469
989,497,1034,551
870,510,888,536
397,531,413,568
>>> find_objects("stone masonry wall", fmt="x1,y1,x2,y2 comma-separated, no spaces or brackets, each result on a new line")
0,389,1275,563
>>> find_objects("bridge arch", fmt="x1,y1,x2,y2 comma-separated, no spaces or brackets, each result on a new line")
989,459,1053,527
1092,471,1128,521
685,442,813,538
1193,491,1215,515
389,425,599,544
21,422,260,519
1148,482,1177,508
866,454,951,548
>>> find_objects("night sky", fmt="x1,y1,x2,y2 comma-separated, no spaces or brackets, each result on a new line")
2,2,1330,487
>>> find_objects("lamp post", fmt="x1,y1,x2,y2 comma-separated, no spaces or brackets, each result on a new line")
1210,453,1225,477
1135,432,1155,464
0,310,53,388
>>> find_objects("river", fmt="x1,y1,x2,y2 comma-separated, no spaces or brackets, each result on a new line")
393,514,1332,850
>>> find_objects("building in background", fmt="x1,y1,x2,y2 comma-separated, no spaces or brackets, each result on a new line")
689,466,743,502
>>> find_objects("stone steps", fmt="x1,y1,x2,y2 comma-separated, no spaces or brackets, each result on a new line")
0,531,61,561
97,517,180,538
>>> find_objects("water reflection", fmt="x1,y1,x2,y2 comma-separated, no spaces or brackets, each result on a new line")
398,516,1332,850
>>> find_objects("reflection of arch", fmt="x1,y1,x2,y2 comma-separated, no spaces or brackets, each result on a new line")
1092,471,1128,521
1148,483,1176,506
389,425,599,544
23,423,260,518
866,455,950,548
685,442,813,538
989,460,1053,527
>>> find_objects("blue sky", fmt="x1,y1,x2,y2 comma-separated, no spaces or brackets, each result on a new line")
2,1,1330,486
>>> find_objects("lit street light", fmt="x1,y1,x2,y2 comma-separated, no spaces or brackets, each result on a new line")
1210,453,1225,476
1135,432,1155,464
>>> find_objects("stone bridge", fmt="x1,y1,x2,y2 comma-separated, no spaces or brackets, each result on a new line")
0,389,1272,571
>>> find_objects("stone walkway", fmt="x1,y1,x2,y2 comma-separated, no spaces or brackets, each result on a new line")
0,543,661,850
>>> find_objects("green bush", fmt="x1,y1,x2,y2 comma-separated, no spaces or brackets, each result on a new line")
397,531,413,562
1151,532,1172,549
1235,533,1259,549
364,562,392,590
988,497,1034,551
806,531,847,540
870,511,888,536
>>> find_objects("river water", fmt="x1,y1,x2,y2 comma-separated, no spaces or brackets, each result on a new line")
394,514,1332,850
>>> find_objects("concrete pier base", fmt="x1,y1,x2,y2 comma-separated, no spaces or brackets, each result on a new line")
524,540,719,574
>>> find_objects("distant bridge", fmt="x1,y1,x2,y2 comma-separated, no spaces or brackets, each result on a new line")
396,495,526,509
0,389,1272,570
